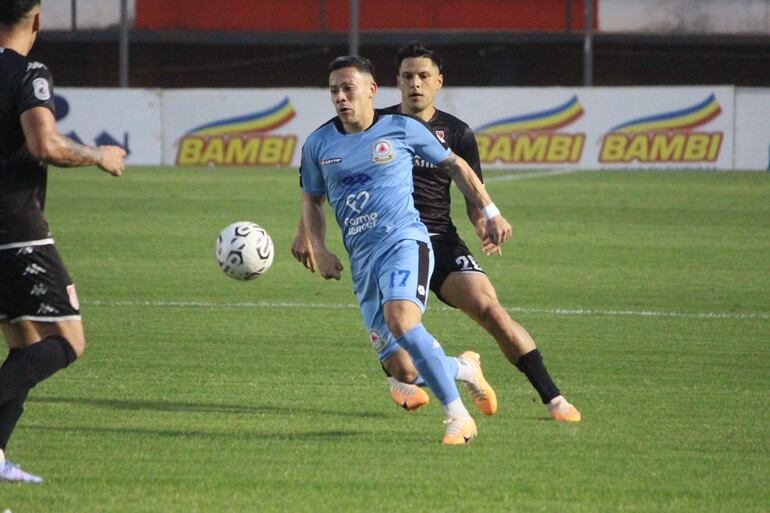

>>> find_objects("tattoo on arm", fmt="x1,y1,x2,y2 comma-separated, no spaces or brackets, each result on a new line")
438,154,459,173
47,137,103,167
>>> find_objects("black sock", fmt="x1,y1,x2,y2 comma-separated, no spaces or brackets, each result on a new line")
0,335,77,406
515,349,561,404
0,387,28,451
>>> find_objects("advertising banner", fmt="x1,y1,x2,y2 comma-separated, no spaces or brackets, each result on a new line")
163,86,736,170
440,86,735,170
49,85,761,170
56,88,162,165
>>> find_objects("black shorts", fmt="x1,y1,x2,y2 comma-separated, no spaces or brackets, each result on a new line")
0,243,81,323
430,238,486,307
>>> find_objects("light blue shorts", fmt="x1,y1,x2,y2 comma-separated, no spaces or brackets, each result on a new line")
353,239,433,362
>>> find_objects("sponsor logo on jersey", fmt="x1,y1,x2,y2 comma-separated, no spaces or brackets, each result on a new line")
435,130,446,143
27,61,47,71
344,191,378,235
176,97,297,166
339,174,372,187
599,94,723,164
371,139,395,163
476,96,585,165
321,157,342,166
32,78,51,101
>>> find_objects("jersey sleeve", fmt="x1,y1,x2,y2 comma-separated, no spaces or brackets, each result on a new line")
16,62,56,117
452,124,483,182
404,116,451,165
299,137,326,196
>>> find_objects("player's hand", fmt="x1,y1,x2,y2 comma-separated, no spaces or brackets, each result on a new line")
291,229,317,272
475,218,502,256
316,249,343,280
484,215,512,250
97,146,127,177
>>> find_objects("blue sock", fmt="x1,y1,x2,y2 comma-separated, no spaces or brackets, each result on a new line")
397,324,460,405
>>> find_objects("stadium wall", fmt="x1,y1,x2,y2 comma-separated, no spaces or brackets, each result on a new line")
54,86,769,170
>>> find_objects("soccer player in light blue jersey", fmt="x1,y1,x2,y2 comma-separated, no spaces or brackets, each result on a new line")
300,55,513,444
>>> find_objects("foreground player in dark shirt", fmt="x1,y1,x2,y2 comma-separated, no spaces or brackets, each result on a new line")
0,0,125,483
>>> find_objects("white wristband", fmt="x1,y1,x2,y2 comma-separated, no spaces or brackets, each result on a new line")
482,203,501,220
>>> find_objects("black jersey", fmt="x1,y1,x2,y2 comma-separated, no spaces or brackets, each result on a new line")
0,47,56,246
385,105,483,242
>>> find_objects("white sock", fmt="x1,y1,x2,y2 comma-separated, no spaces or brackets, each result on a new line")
548,395,566,407
444,398,471,418
455,357,475,383
0,448,4,464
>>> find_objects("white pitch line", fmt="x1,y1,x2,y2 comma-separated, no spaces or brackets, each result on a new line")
82,299,768,321
485,167,582,183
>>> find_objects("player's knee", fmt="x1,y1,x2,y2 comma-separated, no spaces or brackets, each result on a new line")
58,323,86,357
477,300,508,327
68,335,86,358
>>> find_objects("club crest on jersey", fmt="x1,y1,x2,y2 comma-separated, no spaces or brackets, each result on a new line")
435,130,446,143
67,284,80,311
32,78,51,101
371,139,395,163
369,329,387,352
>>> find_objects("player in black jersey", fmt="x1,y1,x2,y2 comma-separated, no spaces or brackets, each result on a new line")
377,41,581,422
0,0,126,483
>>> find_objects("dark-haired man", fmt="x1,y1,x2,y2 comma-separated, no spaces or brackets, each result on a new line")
0,0,126,483
299,55,513,444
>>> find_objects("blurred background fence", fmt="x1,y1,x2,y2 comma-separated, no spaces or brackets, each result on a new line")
34,0,770,88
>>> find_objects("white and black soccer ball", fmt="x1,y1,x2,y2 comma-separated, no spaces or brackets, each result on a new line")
215,221,274,280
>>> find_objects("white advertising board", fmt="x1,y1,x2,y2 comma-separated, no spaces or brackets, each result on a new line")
735,88,770,170
163,86,736,170
56,88,162,165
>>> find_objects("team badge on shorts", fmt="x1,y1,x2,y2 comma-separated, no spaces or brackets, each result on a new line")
371,139,395,163
66,284,80,311
369,329,387,353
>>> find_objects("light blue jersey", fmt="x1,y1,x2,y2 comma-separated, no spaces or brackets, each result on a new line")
300,109,462,407
300,111,451,276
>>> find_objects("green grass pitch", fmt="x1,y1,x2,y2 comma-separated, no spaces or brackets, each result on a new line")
1,166,768,513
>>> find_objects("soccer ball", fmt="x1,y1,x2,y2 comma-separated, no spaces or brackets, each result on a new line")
215,221,274,280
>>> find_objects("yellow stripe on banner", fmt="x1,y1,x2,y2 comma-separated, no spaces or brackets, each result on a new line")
482,102,583,134
193,105,295,136
618,102,720,133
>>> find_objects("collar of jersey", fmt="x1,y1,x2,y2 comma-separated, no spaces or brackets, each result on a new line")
333,109,383,135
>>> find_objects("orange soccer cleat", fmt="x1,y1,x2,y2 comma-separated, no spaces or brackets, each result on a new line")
458,351,498,416
388,379,430,411
442,415,477,445
548,396,582,422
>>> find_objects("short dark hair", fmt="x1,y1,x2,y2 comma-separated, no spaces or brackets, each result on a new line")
328,55,376,80
0,0,40,26
395,41,443,74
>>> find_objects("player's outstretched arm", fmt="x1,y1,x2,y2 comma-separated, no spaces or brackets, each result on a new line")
439,154,512,247
21,106,126,176
302,193,343,280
